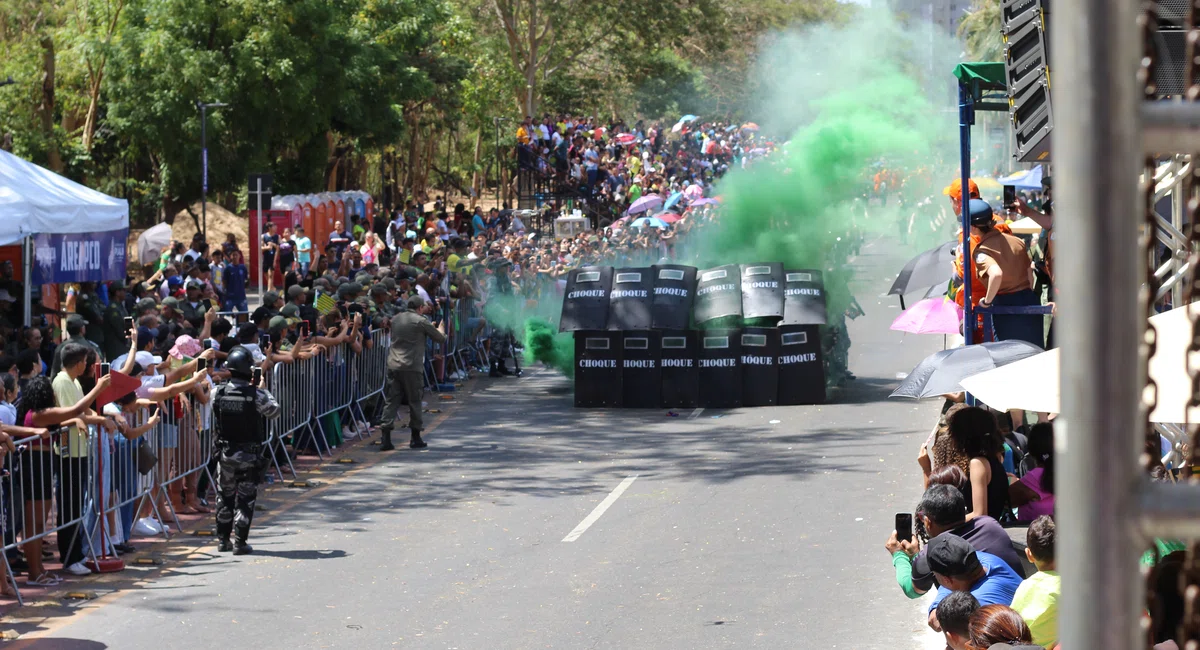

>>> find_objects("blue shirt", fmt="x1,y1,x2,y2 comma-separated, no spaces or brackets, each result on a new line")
223,264,248,302
928,551,1022,612
472,214,487,237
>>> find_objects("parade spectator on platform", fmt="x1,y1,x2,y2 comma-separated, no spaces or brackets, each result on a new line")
1011,516,1059,648
969,199,1042,348
947,406,1010,522
887,484,1024,600
925,535,1022,631
1011,423,1056,522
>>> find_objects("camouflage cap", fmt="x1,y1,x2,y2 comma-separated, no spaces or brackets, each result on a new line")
136,297,158,314
161,296,180,310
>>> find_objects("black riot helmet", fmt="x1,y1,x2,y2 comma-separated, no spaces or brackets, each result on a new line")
225,345,254,380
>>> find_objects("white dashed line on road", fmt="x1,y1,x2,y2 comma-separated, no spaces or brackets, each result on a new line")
562,475,639,543
687,408,705,419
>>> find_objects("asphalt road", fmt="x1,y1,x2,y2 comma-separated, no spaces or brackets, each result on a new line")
19,239,946,649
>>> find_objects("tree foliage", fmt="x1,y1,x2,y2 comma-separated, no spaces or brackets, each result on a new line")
0,0,842,224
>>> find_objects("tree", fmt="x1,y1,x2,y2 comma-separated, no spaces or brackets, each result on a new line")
958,0,1002,62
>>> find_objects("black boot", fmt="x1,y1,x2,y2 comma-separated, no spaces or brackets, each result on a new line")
489,359,502,378
499,360,513,376
233,541,253,555
217,538,233,553
378,429,395,452
410,430,428,449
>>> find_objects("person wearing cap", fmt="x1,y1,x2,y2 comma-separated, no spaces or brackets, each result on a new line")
369,283,395,319
182,279,210,326
135,296,159,318
50,314,102,377
160,295,186,329
943,177,981,217
887,484,1025,600
251,290,282,325
925,535,1022,631
378,295,445,451
103,281,133,361
968,199,1041,347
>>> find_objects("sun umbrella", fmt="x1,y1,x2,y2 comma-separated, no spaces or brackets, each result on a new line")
657,212,682,224
626,194,663,216
663,191,684,212
748,147,767,155
690,197,719,207
889,340,1044,400
1008,216,1042,235
683,184,704,201
631,216,669,229
887,240,956,308
998,165,1044,190
613,133,637,146
137,222,174,266
741,122,760,132
960,303,1200,422
680,115,698,123
890,298,963,335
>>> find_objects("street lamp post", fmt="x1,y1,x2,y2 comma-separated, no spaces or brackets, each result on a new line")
197,101,229,240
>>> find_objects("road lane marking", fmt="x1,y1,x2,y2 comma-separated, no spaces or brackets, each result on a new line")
687,408,704,419
562,475,639,542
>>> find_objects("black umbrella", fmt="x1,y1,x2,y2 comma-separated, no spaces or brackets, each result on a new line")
889,340,1044,400
888,241,956,309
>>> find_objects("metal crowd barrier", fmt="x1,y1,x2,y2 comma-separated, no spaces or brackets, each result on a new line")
0,327,396,604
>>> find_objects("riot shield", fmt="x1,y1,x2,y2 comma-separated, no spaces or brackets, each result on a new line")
560,266,614,332
574,331,623,407
741,328,780,407
776,325,826,405
607,267,654,330
622,331,662,408
659,330,699,408
694,264,742,326
782,269,828,325
740,263,785,324
698,329,742,408
650,264,697,330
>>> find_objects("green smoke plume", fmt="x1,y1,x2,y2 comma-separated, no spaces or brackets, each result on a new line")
523,318,575,377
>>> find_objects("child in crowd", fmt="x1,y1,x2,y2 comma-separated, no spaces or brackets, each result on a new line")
1011,515,1059,648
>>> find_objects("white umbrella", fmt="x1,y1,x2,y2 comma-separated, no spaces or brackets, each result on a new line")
136,222,173,265
1008,216,1043,235
959,303,1200,422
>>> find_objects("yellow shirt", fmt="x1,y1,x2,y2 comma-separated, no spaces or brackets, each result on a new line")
51,371,89,458
517,126,530,145
448,253,462,273
1011,570,1059,648
399,248,412,264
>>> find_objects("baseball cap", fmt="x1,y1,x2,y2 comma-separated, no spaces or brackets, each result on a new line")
286,284,309,299
943,177,980,200
108,280,127,292
186,279,204,290
263,290,280,305
968,199,995,227
136,297,158,313
925,535,981,577
369,283,388,296
268,315,290,331
407,295,425,309
161,296,180,310
66,314,89,327
136,326,159,343
280,303,301,319
381,277,396,291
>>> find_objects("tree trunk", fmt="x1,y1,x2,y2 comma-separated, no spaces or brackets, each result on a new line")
470,129,483,209
404,111,421,197
39,36,63,172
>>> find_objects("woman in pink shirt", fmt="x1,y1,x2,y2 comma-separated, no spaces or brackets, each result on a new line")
1010,422,1056,522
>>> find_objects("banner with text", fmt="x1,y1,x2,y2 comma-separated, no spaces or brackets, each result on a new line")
31,229,128,285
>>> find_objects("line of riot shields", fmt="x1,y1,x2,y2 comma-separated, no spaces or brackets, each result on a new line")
561,263,828,408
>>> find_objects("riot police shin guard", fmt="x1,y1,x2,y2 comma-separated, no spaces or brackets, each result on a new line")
378,428,395,452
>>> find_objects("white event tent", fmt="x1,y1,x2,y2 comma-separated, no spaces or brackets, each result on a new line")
0,148,130,325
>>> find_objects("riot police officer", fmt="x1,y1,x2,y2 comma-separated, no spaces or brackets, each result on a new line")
211,345,281,555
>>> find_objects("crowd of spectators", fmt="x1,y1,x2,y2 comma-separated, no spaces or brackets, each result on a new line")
886,401,1186,650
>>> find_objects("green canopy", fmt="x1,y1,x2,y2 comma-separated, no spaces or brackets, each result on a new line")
953,62,1006,89
953,62,1007,107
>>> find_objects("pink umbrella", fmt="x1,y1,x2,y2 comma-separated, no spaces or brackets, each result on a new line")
657,212,682,223
626,193,663,216
683,184,704,200
690,197,719,206
890,298,963,335
614,133,637,145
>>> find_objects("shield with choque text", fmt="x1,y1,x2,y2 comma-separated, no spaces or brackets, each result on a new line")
560,266,613,332
650,264,697,330
607,267,654,330
782,269,828,325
